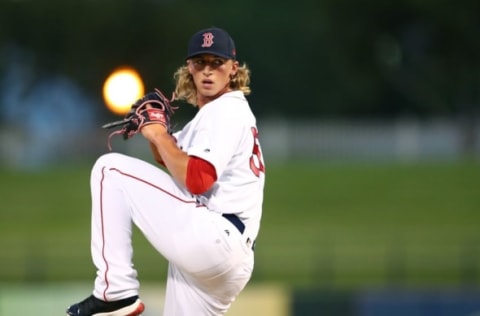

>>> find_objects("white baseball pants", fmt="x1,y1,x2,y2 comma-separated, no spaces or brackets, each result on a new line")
89,153,254,315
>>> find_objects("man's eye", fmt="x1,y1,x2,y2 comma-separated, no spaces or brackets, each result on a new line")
192,58,226,69
212,60,225,67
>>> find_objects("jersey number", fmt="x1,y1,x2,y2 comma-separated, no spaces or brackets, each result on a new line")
249,127,265,177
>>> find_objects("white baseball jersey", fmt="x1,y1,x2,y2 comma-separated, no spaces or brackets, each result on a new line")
89,90,265,315
174,90,265,240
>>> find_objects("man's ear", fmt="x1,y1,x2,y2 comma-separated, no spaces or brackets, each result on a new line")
187,61,194,74
231,60,239,77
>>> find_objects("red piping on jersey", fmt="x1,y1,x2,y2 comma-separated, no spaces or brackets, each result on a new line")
109,167,200,203
99,166,110,301
98,166,202,301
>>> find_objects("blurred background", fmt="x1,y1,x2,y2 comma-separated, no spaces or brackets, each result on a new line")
1,0,479,315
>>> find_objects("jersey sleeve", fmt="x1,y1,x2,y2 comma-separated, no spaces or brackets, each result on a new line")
185,156,217,194
186,104,246,176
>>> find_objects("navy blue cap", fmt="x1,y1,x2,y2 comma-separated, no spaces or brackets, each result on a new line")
186,27,236,60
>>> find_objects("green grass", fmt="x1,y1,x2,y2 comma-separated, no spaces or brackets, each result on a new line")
1,161,479,290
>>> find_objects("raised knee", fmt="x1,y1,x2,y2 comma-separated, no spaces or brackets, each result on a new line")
91,153,126,176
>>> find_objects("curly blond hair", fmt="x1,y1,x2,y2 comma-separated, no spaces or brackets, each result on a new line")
173,63,251,106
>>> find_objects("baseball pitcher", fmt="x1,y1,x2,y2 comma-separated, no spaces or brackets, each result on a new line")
66,27,265,316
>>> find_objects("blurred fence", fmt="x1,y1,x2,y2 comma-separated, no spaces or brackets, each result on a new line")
259,117,480,163
2,117,480,169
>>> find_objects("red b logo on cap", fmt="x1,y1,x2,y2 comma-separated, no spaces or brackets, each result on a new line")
201,32,214,48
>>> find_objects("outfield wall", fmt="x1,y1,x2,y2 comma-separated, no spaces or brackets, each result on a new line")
292,288,480,316
2,283,480,315
0,283,290,316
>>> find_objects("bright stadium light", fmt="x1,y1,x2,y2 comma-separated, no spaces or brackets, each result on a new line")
103,67,145,115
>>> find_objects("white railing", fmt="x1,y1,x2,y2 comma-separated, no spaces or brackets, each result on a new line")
258,118,480,163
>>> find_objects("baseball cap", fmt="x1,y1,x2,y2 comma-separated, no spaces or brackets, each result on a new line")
186,27,236,60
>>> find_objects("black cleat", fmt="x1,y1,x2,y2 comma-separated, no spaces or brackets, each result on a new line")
66,294,144,316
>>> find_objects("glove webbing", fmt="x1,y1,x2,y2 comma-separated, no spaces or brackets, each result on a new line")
106,96,176,151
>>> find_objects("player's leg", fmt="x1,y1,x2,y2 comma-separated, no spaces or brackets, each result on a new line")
97,152,256,315
91,153,251,278
67,152,196,315
162,253,254,316
116,157,256,315
68,152,254,315
89,152,201,299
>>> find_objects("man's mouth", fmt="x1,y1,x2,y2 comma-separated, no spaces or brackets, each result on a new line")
201,80,214,88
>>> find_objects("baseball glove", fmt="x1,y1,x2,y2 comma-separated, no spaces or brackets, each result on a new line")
102,88,177,150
